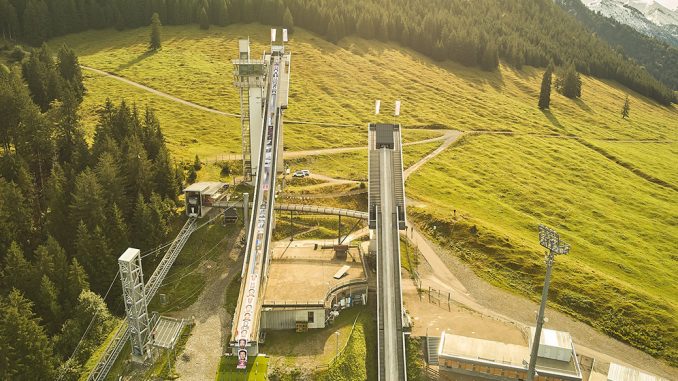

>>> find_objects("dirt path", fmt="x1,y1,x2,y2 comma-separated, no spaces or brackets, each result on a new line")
283,129,456,159
403,228,678,379
170,231,244,380
82,65,241,117
404,130,463,180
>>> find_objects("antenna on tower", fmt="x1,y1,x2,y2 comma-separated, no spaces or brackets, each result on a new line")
271,28,277,44
282,29,288,42
375,100,381,115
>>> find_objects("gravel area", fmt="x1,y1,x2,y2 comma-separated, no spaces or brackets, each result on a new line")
172,230,244,380
411,228,678,379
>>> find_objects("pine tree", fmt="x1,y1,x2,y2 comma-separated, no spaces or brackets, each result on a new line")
36,275,62,333
45,163,71,248
105,203,129,255
124,134,154,201
154,146,178,201
0,0,20,40
149,12,161,51
327,16,340,44
0,242,31,292
22,0,50,46
557,62,582,99
57,44,85,100
194,154,202,170
217,0,229,26
131,194,153,250
283,7,294,34
621,95,630,119
55,290,114,363
70,168,105,230
479,42,499,71
0,290,56,380
64,258,89,311
0,68,33,153
187,165,197,183
95,152,126,210
199,7,209,30
538,62,554,110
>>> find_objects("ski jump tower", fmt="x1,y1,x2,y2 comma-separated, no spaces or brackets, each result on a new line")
233,32,288,181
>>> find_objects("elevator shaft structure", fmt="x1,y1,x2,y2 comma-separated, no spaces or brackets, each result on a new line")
119,248,151,362
230,34,291,363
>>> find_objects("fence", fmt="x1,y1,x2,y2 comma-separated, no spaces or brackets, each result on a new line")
314,312,362,372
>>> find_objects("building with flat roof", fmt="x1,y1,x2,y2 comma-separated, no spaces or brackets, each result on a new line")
438,329,582,381
259,241,368,332
183,182,228,218
588,361,672,381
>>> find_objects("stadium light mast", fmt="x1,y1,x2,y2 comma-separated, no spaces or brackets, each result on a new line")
527,224,570,381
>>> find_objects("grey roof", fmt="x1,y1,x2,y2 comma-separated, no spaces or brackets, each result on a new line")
118,248,140,263
183,181,226,195
607,363,669,381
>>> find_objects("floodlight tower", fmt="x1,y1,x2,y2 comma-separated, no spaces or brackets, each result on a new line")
119,248,151,362
233,38,267,181
527,225,571,381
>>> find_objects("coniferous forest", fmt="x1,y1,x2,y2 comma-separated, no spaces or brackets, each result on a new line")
0,0,676,104
0,44,180,379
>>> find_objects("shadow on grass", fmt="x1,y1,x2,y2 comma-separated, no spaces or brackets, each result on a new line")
117,49,156,71
574,98,593,113
541,109,564,130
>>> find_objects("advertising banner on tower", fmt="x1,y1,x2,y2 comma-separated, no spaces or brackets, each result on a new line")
237,349,248,369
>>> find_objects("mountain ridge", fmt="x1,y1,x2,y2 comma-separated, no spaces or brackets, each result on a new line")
583,0,678,44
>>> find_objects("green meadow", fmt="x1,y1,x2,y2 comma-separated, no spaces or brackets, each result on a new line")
48,23,678,363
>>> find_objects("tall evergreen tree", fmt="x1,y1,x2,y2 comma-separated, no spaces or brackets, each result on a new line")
0,242,31,292
149,12,161,51
45,163,71,248
70,168,106,231
283,7,294,34
326,16,340,44
199,6,209,30
0,0,20,40
479,42,499,71
0,290,56,380
621,95,630,119
557,62,582,99
538,62,554,110
63,258,89,311
21,0,50,46
56,44,85,100
36,275,62,333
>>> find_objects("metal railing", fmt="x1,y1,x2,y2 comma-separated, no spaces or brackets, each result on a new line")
146,218,198,301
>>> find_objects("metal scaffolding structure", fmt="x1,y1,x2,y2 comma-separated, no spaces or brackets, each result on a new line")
233,38,267,180
119,248,151,362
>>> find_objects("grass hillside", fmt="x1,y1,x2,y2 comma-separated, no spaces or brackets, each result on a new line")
48,24,678,363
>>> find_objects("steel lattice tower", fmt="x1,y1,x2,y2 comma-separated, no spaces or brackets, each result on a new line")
119,248,151,362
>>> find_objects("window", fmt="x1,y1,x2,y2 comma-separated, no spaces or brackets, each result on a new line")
308,311,314,323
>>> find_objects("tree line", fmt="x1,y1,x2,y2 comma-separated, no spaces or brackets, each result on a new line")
0,0,674,104
0,44,181,380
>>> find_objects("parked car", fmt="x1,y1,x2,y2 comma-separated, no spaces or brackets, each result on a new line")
301,170,310,176
293,171,305,177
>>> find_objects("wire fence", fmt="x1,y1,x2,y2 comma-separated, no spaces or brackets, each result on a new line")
314,312,362,372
